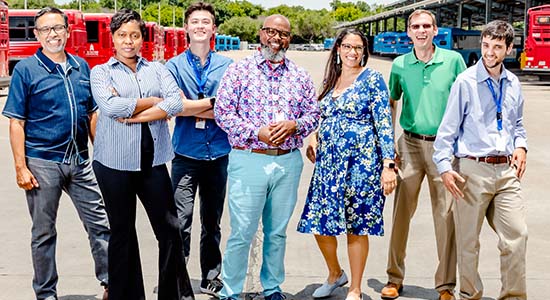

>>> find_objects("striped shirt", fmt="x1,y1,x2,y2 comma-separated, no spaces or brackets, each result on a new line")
91,57,183,171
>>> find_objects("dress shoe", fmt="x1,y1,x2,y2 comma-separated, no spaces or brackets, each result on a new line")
312,270,348,298
438,289,455,300
265,292,286,300
381,282,403,299
102,287,108,300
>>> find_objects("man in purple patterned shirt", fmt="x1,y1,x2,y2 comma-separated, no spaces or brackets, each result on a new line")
214,14,319,300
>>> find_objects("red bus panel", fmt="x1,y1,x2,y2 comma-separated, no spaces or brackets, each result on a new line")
175,27,187,55
0,0,9,82
164,27,177,61
83,13,113,69
523,5,550,72
141,22,164,62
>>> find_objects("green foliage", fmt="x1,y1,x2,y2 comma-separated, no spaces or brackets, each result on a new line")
9,0,56,9
218,16,260,42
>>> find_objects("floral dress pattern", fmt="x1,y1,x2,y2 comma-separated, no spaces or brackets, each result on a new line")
297,68,394,236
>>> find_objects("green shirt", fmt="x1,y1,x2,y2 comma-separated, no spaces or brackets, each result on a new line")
389,46,466,135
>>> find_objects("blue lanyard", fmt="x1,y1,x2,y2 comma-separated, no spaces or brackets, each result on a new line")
186,50,211,98
486,78,504,131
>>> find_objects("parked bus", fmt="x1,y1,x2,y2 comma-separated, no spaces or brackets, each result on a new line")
0,0,9,87
140,22,163,62
8,9,87,74
83,13,113,69
395,31,412,55
433,27,481,66
230,36,240,50
521,4,550,72
175,27,187,55
324,38,334,50
373,31,398,56
164,27,177,61
215,34,230,51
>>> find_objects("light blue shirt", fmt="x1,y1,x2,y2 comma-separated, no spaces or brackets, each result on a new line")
433,59,528,174
91,57,184,171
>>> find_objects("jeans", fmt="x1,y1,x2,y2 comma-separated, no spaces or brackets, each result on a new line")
25,157,109,300
93,161,194,300
171,154,228,280
220,149,303,299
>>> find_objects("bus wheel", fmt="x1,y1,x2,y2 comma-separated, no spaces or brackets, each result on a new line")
468,54,478,67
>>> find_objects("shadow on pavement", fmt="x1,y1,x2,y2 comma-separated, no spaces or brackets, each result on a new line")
59,295,100,300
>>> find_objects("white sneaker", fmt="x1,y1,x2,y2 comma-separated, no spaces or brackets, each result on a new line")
312,270,348,298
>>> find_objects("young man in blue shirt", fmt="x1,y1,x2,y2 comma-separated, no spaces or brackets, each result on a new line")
165,2,232,297
2,7,109,300
433,20,528,300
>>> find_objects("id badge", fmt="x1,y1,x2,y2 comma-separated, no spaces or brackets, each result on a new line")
496,134,506,152
195,117,206,130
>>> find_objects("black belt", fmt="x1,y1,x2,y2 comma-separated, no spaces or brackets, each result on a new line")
403,129,436,142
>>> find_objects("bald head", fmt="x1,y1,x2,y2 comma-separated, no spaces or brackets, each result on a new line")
263,14,291,32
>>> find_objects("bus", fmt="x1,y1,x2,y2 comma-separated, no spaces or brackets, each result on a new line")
175,27,187,55
324,38,334,50
142,22,164,62
0,0,9,87
395,32,412,55
164,27,177,61
373,31,398,56
83,13,113,69
230,36,240,50
215,34,231,51
8,9,87,74
521,4,550,72
434,27,481,66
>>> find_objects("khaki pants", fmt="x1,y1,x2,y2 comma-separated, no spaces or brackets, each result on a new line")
386,134,457,291
454,158,527,300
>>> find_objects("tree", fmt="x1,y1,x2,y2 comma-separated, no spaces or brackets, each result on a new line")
9,0,56,9
217,16,260,43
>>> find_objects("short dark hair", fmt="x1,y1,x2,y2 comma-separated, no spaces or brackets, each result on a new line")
110,8,146,37
185,2,216,24
481,20,514,47
35,7,68,28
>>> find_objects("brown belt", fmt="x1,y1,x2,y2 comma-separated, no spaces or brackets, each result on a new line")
465,155,511,164
232,146,293,156
403,130,436,142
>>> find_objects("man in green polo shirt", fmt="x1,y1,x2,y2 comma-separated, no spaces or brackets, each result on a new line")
380,9,466,300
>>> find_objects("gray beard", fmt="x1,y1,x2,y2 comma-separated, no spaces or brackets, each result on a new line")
260,44,287,62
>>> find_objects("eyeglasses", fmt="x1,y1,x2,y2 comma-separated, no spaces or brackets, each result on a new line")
409,23,433,30
261,27,291,39
36,24,67,35
340,43,365,53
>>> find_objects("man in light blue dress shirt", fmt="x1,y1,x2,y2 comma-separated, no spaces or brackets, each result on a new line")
433,20,528,300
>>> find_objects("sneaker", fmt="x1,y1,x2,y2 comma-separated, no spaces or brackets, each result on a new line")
200,278,223,298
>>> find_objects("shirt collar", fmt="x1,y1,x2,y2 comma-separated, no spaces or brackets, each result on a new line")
406,44,444,65
107,55,148,69
475,59,509,84
187,49,213,66
34,48,81,73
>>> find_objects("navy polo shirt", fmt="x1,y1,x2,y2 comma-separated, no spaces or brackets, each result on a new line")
2,49,97,164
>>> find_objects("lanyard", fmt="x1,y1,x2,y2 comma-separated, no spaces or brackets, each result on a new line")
486,78,504,131
186,50,211,98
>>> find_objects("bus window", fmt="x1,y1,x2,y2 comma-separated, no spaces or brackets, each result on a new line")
9,16,36,41
86,20,99,43
537,16,550,24
144,27,151,42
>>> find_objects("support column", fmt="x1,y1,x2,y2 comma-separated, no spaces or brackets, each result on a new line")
457,3,463,28
486,0,492,24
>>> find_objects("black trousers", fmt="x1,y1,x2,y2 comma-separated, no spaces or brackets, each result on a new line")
93,161,194,300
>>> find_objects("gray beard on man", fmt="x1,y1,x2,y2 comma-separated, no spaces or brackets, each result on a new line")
260,43,287,62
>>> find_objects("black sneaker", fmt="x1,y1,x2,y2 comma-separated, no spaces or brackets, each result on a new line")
200,278,223,298
265,292,286,300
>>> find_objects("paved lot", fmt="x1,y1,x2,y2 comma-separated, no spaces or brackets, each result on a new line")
0,50,549,300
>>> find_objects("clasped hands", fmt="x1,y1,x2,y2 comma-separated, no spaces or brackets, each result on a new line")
258,120,297,147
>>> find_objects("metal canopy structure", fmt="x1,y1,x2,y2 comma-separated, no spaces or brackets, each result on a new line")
336,0,548,34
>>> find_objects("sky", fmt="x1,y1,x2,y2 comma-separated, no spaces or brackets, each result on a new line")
246,0,396,10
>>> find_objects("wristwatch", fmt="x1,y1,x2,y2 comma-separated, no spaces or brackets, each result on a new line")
384,162,395,169
210,97,216,108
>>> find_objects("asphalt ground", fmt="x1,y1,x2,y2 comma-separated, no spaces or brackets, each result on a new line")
0,50,548,300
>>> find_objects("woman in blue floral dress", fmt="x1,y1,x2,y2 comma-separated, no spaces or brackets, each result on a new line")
297,28,397,300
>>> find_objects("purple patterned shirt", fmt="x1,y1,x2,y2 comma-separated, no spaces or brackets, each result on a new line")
215,51,320,149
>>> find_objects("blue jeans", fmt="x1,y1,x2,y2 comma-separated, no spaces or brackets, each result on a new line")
220,149,303,299
25,157,109,300
171,154,228,280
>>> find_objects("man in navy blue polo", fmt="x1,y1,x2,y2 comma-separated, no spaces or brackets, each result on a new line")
2,7,109,300
165,2,232,297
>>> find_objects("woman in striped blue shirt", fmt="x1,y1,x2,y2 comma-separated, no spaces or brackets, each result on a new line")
90,9,209,300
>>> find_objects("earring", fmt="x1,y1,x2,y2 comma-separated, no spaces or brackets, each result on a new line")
361,56,365,66
336,52,341,65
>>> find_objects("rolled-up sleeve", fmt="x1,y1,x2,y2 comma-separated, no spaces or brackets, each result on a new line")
90,64,137,119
